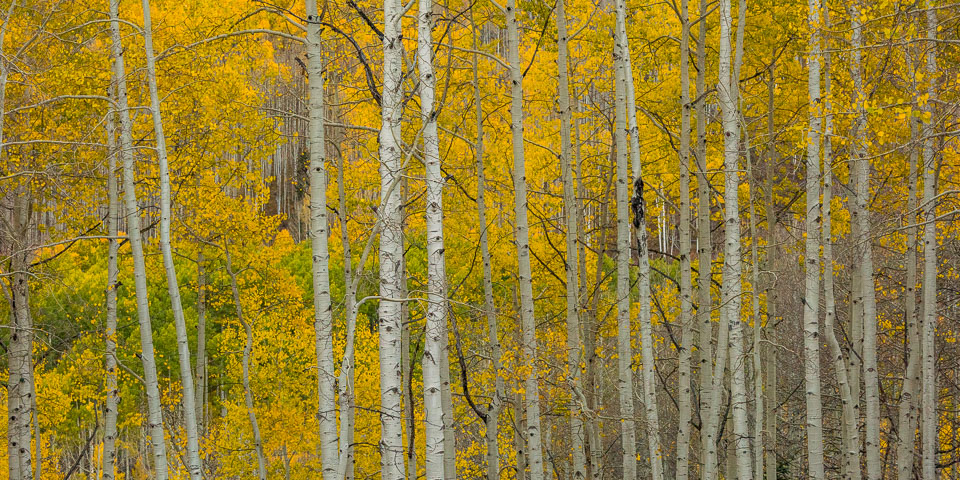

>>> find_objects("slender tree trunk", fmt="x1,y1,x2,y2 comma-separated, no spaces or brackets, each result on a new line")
224,245,268,480
195,252,207,440
744,127,764,480
802,0,825,475
139,2,202,476
676,0,694,476
440,329,455,479
695,0,716,471
556,1,585,477
847,2,880,475
304,1,338,477
896,35,921,480
613,2,665,477
613,20,638,480
337,151,358,480
419,0,448,474
763,65,778,480
506,1,545,477
472,11,503,480
378,0,406,475
821,18,859,479
920,3,939,477
102,92,120,480
109,2,169,476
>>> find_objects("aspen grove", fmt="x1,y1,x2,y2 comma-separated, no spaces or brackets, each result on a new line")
4,0,960,478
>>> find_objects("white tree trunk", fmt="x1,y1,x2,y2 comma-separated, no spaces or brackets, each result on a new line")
102,92,120,480
337,151,357,480
378,0,406,476
224,246,268,479
472,11,503,480
506,1,545,477
717,0,751,475
109,2,169,475
613,23,638,480
675,0,694,476
195,252,208,440
920,3,939,477
896,37,921,480
763,68,778,480
304,2,338,477
557,1,585,477
419,0,448,475
847,2,880,475
821,19,860,478
615,2,665,477
802,0,825,476
139,1,202,476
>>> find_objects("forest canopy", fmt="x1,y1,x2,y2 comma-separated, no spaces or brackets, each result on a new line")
0,0,958,478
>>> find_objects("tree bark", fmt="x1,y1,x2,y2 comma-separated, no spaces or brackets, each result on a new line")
920,3,939,477
109,1,170,475
224,245,268,480
763,64,779,480
846,1,880,475
139,1,202,476
557,1,586,477
802,0,825,475
102,90,120,480
419,0,449,474
506,1,545,477
378,0,406,475
613,17,638,480
304,1,338,477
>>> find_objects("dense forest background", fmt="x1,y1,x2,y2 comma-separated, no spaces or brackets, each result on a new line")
0,0,958,478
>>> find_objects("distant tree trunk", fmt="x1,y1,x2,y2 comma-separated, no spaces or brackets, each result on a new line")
675,0,695,475
802,0,825,476
506,1,545,477
557,1,585,477
763,64,778,480
195,252,208,439
378,0,406,476
139,1,202,476
472,11,503,480
920,3,939,478
304,1,338,477
102,91,120,480
744,126,764,480
613,16,638,479
419,0,449,474
223,245,268,480
847,2,880,476
109,1,169,476
896,33,921,480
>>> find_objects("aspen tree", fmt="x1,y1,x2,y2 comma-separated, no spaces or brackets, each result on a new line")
224,245,268,479
139,0,202,475
847,1,880,474
378,0,406,475
896,33,922,480
557,0,585,476
109,1,169,475
102,94,120,480
304,1,338,476
744,124,764,480
675,0,695,475
419,0,449,473
615,1,664,476
613,19,638,480
920,2,939,477
506,0,545,476
695,0,717,472
472,11,503,479
763,65,779,480
337,151,357,480
718,0,751,474
802,0,825,474
822,11,859,477
195,253,207,440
